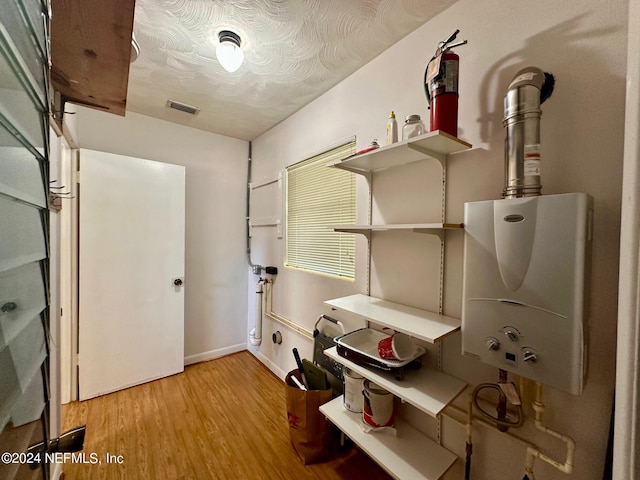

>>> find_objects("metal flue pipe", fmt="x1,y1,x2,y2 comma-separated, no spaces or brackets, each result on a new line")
502,67,555,198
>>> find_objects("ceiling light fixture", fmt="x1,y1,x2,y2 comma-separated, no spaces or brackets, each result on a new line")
216,30,244,73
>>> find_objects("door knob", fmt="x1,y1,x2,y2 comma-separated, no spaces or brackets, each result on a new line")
173,278,184,287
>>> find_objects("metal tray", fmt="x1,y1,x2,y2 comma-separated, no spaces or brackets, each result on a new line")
334,328,425,371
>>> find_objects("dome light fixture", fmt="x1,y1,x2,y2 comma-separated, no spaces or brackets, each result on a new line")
216,30,244,73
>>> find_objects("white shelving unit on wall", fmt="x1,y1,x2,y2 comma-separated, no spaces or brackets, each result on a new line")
328,223,464,241
327,129,471,174
325,294,460,344
319,397,458,480
319,130,472,480
324,346,465,418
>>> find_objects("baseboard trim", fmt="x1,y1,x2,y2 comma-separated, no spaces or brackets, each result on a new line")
184,343,247,366
247,346,287,381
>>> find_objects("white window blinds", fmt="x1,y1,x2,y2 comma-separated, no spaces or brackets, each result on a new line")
0,0,51,463
286,140,356,279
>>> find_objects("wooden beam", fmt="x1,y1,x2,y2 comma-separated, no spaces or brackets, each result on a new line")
50,0,136,116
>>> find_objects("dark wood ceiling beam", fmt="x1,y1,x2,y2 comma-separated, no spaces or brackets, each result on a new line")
50,0,136,117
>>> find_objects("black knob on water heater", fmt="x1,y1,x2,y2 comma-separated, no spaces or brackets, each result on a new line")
522,350,538,364
486,337,501,351
504,330,519,342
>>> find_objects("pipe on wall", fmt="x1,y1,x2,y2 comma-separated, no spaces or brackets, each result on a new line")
263,279,313,340
249,278,265,346
502,66,554,199
525,383,576,475
445,381,575,479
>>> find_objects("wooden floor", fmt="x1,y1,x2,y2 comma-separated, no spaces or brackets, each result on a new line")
61,351,391,480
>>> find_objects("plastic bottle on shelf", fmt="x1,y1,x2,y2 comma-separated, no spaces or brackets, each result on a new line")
386,111,398,145
402,114,425,141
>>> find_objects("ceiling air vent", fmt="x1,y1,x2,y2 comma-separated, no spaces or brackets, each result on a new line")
166,100,199,115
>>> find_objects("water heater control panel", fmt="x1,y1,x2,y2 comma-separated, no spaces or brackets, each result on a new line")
461,193,592,395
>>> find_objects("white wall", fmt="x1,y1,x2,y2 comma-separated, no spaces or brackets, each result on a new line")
48,127,62,437
613,0,640,477
249,0,627,478
65,106,249,363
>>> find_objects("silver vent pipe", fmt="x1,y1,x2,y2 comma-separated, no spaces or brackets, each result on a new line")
502,67,555,198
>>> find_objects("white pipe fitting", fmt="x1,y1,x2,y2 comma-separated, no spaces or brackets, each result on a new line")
249,279,264,346
530,383,576,475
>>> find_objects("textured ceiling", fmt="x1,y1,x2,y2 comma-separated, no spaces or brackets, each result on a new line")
126,0,457,141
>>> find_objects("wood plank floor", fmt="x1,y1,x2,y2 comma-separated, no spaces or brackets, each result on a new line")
61,351,391,480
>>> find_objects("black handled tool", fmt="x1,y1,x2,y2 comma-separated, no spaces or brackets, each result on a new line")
292,348,308,388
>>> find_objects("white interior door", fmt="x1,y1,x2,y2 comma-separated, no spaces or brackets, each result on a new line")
78,149,185,400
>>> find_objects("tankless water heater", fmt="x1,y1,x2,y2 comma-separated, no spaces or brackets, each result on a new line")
461,193,592,394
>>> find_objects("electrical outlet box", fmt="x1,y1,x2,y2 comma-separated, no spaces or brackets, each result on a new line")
252,265,263,275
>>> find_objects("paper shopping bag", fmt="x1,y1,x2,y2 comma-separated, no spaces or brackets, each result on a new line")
285,369,333,464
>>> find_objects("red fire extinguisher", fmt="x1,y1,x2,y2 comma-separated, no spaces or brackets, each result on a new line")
424,30,467,138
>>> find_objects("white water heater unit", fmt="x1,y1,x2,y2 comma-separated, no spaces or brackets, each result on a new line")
461,193,592,394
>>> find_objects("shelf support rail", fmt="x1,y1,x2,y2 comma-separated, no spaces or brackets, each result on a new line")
436,155,448,446
437,157,447,370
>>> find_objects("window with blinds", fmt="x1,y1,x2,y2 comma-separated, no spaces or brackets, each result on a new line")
285,139,356,279
0,1,51,479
